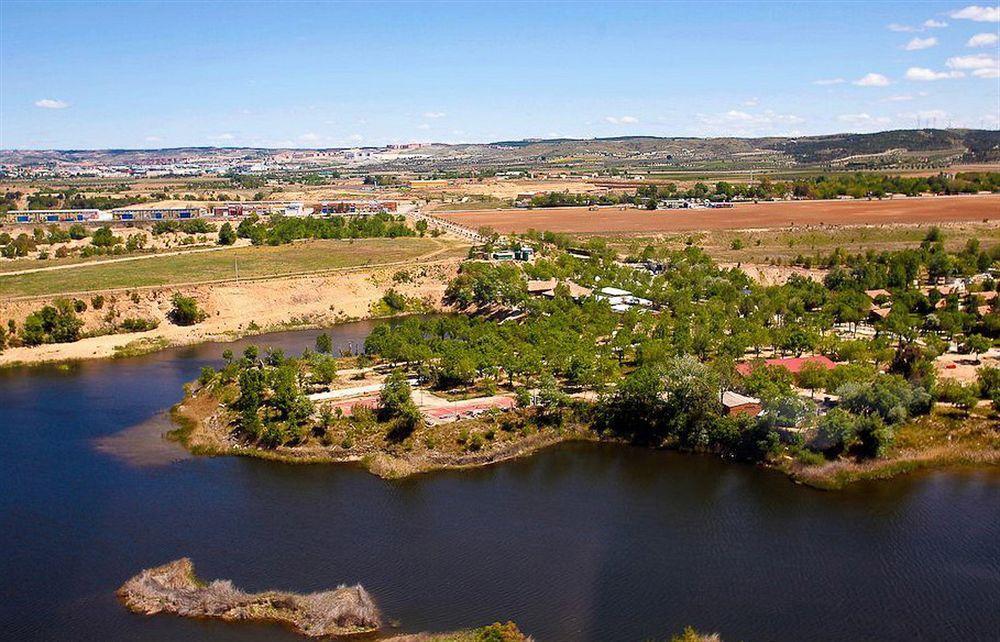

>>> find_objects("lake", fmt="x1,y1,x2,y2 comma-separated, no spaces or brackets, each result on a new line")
1,319,998,641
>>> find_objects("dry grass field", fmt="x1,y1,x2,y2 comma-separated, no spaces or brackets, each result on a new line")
0,237,463,298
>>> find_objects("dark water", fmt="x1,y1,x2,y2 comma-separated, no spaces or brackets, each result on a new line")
1,320,999,642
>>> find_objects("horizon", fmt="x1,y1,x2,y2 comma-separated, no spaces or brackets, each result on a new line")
3,126,997,154
2,1,998,150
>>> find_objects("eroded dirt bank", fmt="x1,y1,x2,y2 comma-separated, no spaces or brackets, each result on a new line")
0,258,461,366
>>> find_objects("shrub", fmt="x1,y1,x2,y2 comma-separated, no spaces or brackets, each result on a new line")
198,366,216,385
91,295,105,310
978,365,1000,399
120,317,159,332
381,288,408,312
20,299,84,345
168,293,206,326
91,226,118,247
67,223,88,240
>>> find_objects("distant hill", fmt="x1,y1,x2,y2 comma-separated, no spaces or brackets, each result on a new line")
2,129,998,172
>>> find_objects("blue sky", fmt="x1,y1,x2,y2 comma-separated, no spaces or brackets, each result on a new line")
1,1,998,149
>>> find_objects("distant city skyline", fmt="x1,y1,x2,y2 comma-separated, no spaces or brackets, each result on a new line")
2,1,998,150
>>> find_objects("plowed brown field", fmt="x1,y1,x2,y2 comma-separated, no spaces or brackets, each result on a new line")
436,194,1000,234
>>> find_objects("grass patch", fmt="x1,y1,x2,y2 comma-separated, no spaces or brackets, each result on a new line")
112,336,171,359
0,237,453,297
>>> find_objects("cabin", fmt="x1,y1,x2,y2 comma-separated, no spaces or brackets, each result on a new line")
721,391,763,417
526,278,592,300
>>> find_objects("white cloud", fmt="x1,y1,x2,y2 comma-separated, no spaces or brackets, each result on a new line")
212,133,236,141
422,111,446,119
949,5,1000,22
923,19,949,28
605,115,639,124
813,78,846,85
348,133,363,142
144,136,162,142
742,97,759,107
888,23,919,32
947,53,998,69
884,94,916,101
904,36,938,50
903,38,937,51
967,32,999,46
947,54,1000,78
34,98,69,109
837,113,892,125
417,123,431,130
905,67,965,80
698,109,804,128
854,72,891,86
298,132,320,142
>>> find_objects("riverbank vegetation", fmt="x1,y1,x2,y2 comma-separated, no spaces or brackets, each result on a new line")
171,228,999,485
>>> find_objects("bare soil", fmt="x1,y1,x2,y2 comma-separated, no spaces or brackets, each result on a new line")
436,194,1000,234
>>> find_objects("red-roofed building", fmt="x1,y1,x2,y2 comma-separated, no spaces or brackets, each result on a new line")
736,355,837,377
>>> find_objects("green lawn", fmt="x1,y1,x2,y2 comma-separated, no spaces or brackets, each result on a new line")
0,237,456,297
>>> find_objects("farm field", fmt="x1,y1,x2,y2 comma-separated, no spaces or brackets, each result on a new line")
436,194,1000,234
0,237,462,298
603,221,1000,264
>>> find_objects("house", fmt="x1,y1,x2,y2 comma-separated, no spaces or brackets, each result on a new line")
869,306,891,321
721,391,763,417
514,245,535,261
864,288,891,301
491,250,515,261
736,355,837,377
527,278,592,300
526,278,557,295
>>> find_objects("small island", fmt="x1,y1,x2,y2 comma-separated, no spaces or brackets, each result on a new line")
118,558,380,637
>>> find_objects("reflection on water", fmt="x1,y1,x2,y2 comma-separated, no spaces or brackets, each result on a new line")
93,412,191,468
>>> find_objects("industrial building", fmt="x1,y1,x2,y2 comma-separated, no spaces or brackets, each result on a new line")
315,200,397,215
2,209,109,224
211,201,305,218
111,207,207,221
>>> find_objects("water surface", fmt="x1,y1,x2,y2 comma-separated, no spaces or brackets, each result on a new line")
2,320,998,641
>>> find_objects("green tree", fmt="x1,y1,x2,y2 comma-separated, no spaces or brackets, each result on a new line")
217,222,237,245
91,226,118,247
315,332,333,354
20,299,84,345
816,407,856,453
168,293,205,326
963,334,991,362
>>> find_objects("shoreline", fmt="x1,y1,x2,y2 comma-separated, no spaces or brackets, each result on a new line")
168,380,999,489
